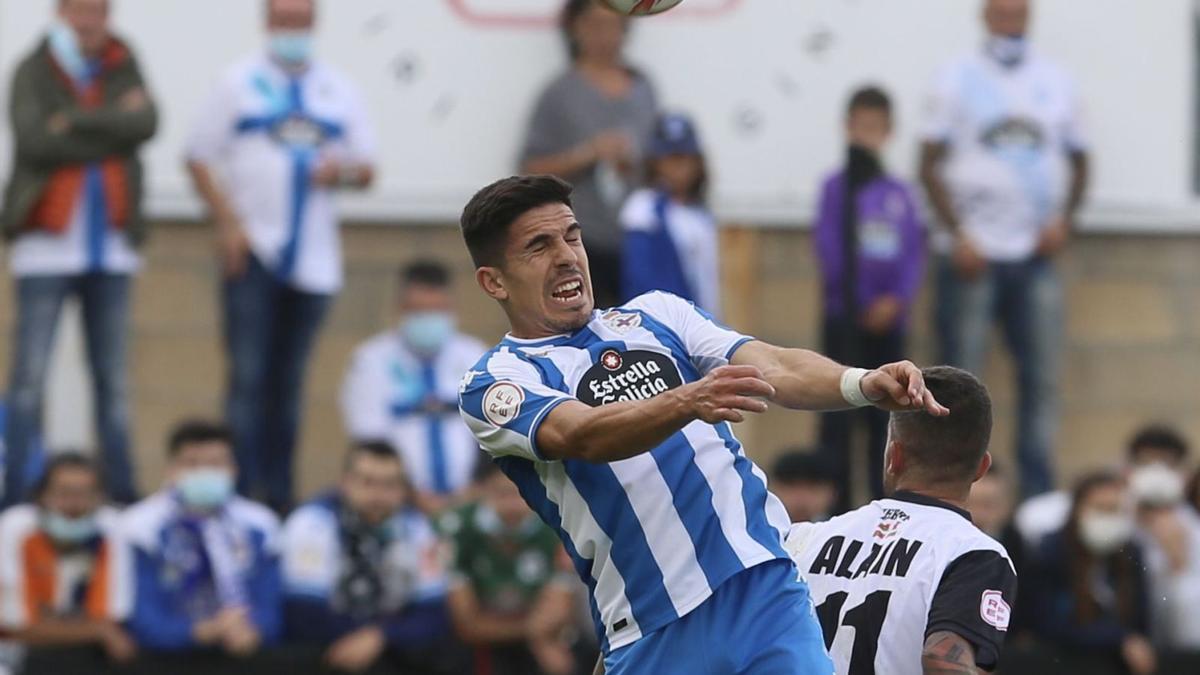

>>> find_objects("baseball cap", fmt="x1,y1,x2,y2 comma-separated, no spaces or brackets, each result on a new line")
650,113,702,158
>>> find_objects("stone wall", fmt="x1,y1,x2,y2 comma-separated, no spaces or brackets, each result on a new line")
0,221,1195,499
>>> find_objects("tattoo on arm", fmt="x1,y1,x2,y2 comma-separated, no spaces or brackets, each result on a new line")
921,631,978,675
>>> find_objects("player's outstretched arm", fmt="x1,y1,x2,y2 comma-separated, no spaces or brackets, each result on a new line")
731,341,948,415
536,365,775,463
921,631,980,675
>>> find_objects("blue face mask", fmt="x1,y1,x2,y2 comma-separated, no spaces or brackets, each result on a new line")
402,311,455,358
41,511,99,546
176,469,234,510
269,30,313,66
47,20,88,82
985,34,1028,68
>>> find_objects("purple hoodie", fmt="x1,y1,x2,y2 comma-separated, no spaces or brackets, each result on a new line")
812,169,926,327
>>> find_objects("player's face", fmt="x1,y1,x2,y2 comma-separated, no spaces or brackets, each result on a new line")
984,0,1029,37
846,108,891,155
342,454,408,526
495,202,594,337
59,0,110,57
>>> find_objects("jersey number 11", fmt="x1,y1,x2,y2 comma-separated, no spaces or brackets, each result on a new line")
814,590,893,675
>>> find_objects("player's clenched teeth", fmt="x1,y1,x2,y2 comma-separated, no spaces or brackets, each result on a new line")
551,279,583,304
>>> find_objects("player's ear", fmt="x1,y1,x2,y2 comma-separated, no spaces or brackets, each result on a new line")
476,266,509,302
974,452,993,483
886,439,905,477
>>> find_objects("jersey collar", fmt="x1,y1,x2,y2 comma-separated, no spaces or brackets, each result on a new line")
889,490,973,523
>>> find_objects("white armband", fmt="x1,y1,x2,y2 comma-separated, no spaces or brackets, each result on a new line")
840,368,872,408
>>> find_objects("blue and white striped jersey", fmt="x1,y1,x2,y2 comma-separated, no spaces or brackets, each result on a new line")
458,291,792,651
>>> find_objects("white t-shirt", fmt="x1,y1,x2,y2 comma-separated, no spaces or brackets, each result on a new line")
340,330,487,496
186,55,377,294
922,50,1087,261
619,189,722,317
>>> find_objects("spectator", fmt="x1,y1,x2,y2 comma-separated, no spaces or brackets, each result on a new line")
919,0,1089,499
185,0,378,513
770,450,838,523
520,0,658,307
814,86,924,511
1,0,158,508
1027,471,1155,675
122,421,282,656
1124,426,1200,650
339,261,487,514
282,442,456,673
620,113,720,315
440,460,580,675
0,454,134,664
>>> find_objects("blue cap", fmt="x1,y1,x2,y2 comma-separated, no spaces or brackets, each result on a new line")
650,113,702,158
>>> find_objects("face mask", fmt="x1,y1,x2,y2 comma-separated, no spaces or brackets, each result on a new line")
176,469,234,510
1078,510,1134,555
269,30,313,66
47,20,88,82
1129,462,1185,507
985,34,1028,68
402,311,455,358
41,511,99,545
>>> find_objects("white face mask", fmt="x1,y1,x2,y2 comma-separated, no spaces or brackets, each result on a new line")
1078,510,1134,555
985,34,1028,68
1129,462,1185,507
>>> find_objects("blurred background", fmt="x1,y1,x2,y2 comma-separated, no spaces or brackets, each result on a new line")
0,0,1198,674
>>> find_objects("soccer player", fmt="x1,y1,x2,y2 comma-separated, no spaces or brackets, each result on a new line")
786,367,1017,675
456,175,946,674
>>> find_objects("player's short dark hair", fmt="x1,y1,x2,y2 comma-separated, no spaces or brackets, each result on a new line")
344,440,404,474
889,366,992,484
561,0,628,60
460,175,574,268
1127,424,1189,463
400,260,451,289
168,420,233,458
846,85,892,119
34,452,102,500
771,450,836,485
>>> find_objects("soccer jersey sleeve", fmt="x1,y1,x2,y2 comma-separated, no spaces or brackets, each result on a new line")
629,291,754,376
926,549,1018,671
459,347,576,462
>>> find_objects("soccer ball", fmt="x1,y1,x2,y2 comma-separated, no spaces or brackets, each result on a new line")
600,0,686,16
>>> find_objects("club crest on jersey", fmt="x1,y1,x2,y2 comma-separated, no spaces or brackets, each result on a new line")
601,310,642,335
980,590,1011,631
600,349,623,371
577,350,683,407
482,382,524,427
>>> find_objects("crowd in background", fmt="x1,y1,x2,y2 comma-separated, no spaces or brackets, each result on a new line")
0,0,1196,674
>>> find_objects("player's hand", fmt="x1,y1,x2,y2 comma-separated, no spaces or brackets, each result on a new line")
1035,215,1071,257
681,365,775,424
1121,634,1157,675
861,295,902,335
215,216,251,279
861,361,949,416
952,234,987,281
325,625,386,673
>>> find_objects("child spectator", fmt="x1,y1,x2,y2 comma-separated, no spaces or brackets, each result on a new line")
813,86,925,511
620,113,721,315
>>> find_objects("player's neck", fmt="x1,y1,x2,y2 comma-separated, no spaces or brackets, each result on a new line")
891,483,971,511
